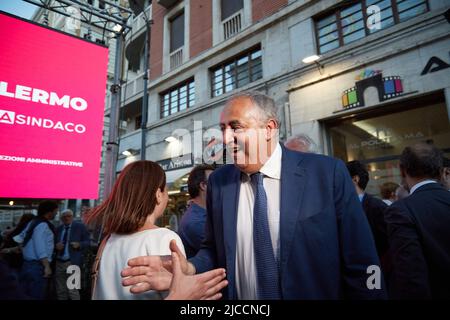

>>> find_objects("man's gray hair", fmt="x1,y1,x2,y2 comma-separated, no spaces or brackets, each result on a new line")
61,209,74,216
285,133,319,153
227,91,280,127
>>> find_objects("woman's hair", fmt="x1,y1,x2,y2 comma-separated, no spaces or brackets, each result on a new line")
11,213,35,238
84,160,166,235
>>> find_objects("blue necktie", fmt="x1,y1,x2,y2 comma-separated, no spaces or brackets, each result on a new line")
251,172,281,299
60,226,70,257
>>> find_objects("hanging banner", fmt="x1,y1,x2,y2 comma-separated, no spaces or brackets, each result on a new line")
0,12,108,199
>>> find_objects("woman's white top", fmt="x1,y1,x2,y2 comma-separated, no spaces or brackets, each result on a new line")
93,228,186,300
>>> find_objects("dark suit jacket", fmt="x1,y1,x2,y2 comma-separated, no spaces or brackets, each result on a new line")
190,145,386,299
56,221,90,266
385,183,450,299
362,194,389,259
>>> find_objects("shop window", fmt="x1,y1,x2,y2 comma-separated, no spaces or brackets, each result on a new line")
315,0,429,54
327,100,450,196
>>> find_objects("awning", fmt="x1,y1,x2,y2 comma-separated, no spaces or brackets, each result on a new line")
165,166,192,184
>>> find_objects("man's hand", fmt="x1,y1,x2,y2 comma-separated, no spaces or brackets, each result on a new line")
0,247,20,254
121,255,172,293
43,265,52,278
121,239,196,294
70,242,80,250
55,242,64,251
166,251,227,300
40,258,52,278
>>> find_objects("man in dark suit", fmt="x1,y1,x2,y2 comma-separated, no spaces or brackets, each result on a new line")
385,143,450,299
55,209,90,300
345,161,389,262
122,92,386,299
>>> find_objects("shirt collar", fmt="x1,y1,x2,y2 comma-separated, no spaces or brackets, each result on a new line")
259,142,282,180
358,193,365,202
409,180,437,195
240,143,282,182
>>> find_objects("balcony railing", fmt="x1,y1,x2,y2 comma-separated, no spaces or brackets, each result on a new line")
170,47,183,70
223,10,242,40
123,71,146,101
118,129,141,154
128,5,152,39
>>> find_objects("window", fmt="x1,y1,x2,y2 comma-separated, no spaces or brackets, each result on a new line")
221,0,243,21
135,115,142,131
211,47,262,97
316,0,429,54
160,79,195,118
170,11,185,53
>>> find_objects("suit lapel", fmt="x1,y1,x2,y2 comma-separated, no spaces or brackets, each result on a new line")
222,166,241,299
279,146,307,274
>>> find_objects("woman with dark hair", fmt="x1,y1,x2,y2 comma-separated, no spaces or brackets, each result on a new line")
85,160,226,300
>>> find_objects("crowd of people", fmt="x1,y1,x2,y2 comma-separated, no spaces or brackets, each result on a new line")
1,91,449,300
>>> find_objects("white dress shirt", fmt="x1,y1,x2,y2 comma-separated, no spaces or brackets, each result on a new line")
409,179,437,195
235,143,281,300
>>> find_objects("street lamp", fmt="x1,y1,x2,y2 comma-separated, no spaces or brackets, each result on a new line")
164,136,178,143
302,54,324,74
121,148,139,156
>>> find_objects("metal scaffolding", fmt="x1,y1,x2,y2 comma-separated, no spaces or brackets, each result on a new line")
23,0,132,32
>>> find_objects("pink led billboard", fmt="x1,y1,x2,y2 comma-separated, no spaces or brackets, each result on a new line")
0,12,108,199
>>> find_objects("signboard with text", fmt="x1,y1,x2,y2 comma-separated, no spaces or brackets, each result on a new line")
157,154,193,171
0,12,108,199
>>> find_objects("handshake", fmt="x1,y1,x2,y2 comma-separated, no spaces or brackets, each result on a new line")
120,240,228,300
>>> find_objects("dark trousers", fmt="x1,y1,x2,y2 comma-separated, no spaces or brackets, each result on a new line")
19,260,47,300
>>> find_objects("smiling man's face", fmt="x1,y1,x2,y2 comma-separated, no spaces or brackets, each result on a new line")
220,97,277,174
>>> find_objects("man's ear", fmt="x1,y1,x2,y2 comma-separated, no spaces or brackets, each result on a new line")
400,166,406,179
199,181,207,192
352,175,360,185
444,167,450,177
265,119,278,141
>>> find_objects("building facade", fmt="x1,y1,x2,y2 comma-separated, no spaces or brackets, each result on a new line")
116,0,450,221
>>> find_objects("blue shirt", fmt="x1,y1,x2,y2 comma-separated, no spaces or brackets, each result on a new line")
179,203,206,258
15,221,54,262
